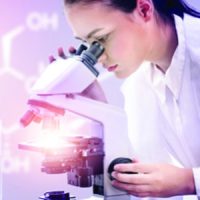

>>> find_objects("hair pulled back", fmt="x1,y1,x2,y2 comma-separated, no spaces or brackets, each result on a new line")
64,0,200,21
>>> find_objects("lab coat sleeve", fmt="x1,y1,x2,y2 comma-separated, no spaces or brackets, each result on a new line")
193,168,200,197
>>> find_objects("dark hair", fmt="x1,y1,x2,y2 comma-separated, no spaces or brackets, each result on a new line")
64,0,200,21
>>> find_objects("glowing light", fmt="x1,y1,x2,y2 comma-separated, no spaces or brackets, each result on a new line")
37,133,67,149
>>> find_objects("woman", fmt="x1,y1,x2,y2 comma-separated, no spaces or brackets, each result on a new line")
61,0,200,198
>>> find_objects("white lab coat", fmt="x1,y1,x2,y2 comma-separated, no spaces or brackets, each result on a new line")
121,14,200,200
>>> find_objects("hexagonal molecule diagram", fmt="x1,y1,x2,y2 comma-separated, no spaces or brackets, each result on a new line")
0,5,64,199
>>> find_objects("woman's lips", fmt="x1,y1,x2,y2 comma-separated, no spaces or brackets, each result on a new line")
107,64,118,72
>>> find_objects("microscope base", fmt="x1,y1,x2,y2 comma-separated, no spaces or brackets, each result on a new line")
83,194,131,200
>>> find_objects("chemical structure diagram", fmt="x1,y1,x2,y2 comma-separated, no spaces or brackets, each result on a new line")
0,11,59,174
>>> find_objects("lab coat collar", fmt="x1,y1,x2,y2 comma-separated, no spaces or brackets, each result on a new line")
143,14,186,103
164,14,186,101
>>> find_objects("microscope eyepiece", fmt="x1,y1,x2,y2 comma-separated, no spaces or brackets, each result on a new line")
80,41,104,77
87,41,104,60
75,44,87,56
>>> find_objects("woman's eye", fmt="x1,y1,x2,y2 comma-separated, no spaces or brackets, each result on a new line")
98,37,106,43
97,34,109,44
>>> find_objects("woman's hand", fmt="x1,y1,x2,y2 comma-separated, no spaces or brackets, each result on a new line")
111,162,196,198
49,47,107,103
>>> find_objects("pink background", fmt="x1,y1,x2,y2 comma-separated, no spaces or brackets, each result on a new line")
0,0,199,199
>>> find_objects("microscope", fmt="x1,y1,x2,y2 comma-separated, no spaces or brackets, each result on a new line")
19,42,134,200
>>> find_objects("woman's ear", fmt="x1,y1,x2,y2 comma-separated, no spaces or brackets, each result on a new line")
136,0,154,21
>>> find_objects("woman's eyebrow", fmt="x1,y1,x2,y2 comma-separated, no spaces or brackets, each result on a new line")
75,28,104,41
74,36,86,42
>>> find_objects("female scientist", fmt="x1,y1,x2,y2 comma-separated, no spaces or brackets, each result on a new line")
59,0,200,198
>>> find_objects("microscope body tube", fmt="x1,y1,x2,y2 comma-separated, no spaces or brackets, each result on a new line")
32,42,103,95
20,42,104,127
32,57,98,95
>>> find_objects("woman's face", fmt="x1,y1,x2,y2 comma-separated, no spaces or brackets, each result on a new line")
66,2,152,78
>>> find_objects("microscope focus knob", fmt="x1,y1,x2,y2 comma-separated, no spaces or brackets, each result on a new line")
108,157,136,181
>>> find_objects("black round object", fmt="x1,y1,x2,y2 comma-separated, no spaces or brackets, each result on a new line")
40,191,70,200
107,157,134,181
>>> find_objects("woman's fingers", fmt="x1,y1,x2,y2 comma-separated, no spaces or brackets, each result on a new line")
58,47,67,59
112,180,150,194
49,45,77,63
68,46,77,55
48,55,56,63
114,163,155,174
112,171,150,185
